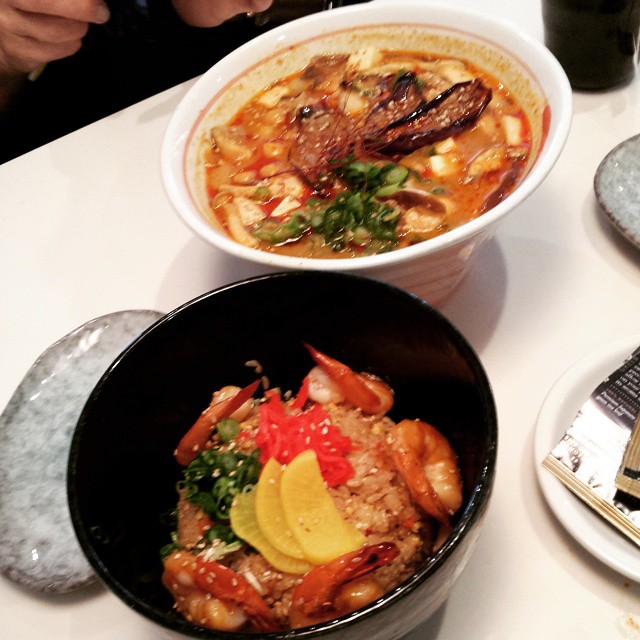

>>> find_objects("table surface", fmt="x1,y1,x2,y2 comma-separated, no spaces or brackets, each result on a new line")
2,0,640,638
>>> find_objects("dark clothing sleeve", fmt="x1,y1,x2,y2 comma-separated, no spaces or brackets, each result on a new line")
0,0,365,164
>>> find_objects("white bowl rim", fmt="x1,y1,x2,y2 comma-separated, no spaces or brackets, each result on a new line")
161,0,572,271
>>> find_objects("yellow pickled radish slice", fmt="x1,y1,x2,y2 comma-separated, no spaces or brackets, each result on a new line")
229,491,313,575
280,450,366,564
255,458,306,559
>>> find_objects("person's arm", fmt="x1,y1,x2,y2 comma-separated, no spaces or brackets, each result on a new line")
170,0,272,27
0,0,110,113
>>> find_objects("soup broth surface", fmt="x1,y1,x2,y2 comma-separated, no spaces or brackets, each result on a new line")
203,48,532,258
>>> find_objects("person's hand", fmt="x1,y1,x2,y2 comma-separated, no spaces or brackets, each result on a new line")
0,0,110,76
171,0,274,28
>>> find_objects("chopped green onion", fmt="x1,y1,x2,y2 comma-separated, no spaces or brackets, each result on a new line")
160,541,178,560
252,212,310,244
382,165,409,185
217,418,240,443
375,184,401,197
251,185,272,202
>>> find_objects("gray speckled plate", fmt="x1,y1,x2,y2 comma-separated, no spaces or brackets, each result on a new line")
0,310,164,593
594,133,640,249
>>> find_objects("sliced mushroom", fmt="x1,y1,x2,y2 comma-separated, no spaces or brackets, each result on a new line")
378,187,447,214
211,126,256,167
222,201,260,248
269,174,307,199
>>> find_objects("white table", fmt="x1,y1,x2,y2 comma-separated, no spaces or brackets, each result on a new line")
2,0,640,637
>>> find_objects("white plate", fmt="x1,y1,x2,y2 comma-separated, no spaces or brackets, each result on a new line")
534,333,640,582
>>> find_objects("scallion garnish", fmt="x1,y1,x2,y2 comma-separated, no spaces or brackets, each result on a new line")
251,159,408,254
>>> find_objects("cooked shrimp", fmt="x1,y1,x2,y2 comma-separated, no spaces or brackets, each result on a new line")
212,385,256,422
305,344,394,415
307,365,345,405
289,543,398,628
390,419,462,527
163,551,280,632
162,551,247,631
174,380,260,466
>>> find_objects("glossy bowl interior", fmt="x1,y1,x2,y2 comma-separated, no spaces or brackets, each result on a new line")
68,272,497,639
161,1,571,304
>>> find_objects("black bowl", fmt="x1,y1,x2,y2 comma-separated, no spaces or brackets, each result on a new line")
68,272,497,640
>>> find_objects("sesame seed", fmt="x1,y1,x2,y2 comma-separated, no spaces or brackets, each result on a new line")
232,578,238,587
192,444,199,452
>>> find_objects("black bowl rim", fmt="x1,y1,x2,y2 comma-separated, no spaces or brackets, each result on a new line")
68,271,498,639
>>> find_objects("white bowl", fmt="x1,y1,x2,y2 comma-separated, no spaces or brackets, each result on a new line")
162,1,571,305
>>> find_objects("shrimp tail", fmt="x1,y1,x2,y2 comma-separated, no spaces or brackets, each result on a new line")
390,419,462,527
392,443,451,526
193,557,281,632
163,551,281,632
304,344,390,414
174,380,260,466
292,543,399,617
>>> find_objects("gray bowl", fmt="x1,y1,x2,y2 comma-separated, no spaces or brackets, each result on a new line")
594,133,640,250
